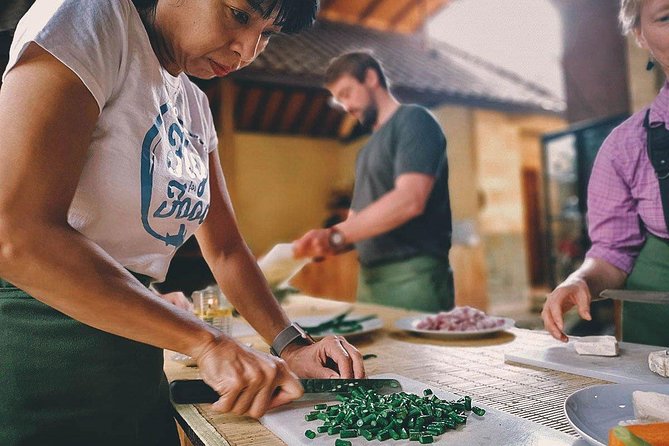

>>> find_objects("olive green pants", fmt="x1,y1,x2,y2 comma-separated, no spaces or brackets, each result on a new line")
623,234,669,347
357,255,454,312
0,278,179,446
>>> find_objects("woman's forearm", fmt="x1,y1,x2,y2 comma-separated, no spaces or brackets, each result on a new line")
0,219,221,359
206,239,291,344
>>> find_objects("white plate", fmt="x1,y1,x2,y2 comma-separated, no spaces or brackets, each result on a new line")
564,383,669,446
395,315,515,339
295,314,383,340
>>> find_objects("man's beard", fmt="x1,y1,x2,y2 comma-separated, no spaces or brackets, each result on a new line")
360,103,378,131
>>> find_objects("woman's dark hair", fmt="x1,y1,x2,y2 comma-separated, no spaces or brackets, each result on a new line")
132,0,158,20
248,0,318,34
132,0,318,34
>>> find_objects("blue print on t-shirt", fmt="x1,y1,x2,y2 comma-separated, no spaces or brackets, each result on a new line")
140,103,210,247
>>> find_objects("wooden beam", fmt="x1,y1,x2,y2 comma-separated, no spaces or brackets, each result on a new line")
322,108,345,138
310,97,333,136
237,87,264,130
280,90,308,133
259,89,285,131
290,91,316,133
247,87,272,131
268,89,294,133
338,114,358,140
298,94,327,135
217,79,238,202
358,0,385,23
319,0,336,13
387,0,418,30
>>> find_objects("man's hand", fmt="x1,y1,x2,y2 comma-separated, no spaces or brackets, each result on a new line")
158,291,194,312
293,229,333,258
281,335,366,379
194,336,303,418
541,277,592,342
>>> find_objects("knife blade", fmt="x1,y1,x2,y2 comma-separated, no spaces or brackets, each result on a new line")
597,289,669,304
169,378,402,404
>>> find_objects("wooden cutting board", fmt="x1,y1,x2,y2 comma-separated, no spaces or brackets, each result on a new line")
505,340,668,384
259,373,583,445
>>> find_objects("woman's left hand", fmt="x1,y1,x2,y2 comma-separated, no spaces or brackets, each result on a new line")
158,291,194,312
280,336,366,379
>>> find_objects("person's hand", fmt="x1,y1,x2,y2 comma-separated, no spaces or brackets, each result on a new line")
281,335,365,379
541,277,592,342
293,229,332,259
158,291,194,312
194,336,303,418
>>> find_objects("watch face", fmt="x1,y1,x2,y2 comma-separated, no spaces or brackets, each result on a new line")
330,231,344,247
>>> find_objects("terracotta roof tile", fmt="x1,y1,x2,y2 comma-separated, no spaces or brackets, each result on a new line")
232,21,565,115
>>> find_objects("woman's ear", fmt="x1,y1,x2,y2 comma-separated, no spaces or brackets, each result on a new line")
634,26,648,49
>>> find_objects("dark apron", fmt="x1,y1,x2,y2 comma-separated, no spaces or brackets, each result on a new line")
622,233,669,347
0,277,179,446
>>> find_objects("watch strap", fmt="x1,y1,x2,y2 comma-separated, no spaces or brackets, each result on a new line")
270,322,314,357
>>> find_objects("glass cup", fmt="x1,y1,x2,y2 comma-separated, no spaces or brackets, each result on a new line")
192,285,232,335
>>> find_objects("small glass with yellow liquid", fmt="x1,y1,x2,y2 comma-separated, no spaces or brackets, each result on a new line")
192,285,233,335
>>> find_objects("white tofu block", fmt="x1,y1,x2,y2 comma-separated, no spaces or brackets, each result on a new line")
573,335,619,356
648,350,669,378
633,390,669,422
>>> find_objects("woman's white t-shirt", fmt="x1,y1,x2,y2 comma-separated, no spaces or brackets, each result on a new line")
3,0,218,281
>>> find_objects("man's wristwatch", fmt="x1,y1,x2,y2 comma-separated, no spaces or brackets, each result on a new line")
328,227,347,253
270,322,315,357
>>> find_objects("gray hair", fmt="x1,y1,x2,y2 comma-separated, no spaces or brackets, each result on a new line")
619,0,643,35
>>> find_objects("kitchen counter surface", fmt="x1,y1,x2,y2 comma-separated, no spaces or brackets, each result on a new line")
165,295,603,446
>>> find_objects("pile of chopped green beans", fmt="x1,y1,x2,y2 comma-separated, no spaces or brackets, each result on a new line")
303,387,485,444
302,310,378,335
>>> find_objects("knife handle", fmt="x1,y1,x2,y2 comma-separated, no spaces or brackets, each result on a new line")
170,379,219,404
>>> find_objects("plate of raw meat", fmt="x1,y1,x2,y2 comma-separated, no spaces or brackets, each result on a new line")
395,306,515,339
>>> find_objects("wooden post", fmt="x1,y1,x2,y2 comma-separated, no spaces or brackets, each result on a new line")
217,79,237,203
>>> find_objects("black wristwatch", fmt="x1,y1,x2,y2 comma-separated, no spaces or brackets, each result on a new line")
328,227,347,252
270,322,315,357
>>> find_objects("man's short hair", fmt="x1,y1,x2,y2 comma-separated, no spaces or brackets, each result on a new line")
324,51,388,89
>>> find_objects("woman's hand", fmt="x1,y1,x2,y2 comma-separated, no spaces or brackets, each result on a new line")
281,336,366,379
541,277,592,342
194,336,303,418
157,291,194,312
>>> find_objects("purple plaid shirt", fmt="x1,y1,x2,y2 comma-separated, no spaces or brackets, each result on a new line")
586,82,669,273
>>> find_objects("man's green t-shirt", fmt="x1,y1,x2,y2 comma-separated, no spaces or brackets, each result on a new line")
351,104,451,267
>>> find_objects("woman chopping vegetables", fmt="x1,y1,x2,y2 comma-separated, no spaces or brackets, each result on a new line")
0,1,365,445
542,0,669,347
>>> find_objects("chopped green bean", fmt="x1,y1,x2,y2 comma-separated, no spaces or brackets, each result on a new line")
335,439,352,446
472,406,486,416
339,428,357,439
377,429,391,441
302,385,484,443
304,429,316,439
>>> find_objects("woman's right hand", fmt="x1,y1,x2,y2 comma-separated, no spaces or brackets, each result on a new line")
193,336,304,418
541,277,593,342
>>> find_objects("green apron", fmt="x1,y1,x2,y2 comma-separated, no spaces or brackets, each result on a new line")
623,233,669,347
0,277,179,446
357,255,454,312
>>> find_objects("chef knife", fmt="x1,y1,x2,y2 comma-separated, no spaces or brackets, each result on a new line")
170,378,402,404
597,289,669,305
